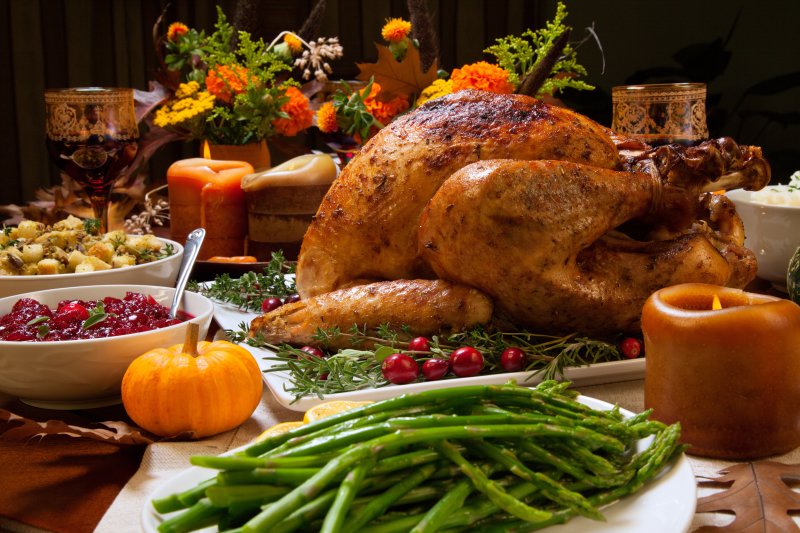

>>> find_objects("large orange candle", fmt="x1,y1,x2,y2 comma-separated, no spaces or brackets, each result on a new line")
167,158,254,259
643,283,800,459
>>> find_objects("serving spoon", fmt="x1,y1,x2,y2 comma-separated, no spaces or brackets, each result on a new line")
169,228,206,319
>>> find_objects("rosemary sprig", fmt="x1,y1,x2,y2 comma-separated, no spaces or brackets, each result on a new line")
189,251,296,311
231,322,623,402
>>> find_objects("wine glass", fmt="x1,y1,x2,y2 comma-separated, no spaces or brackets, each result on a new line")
44,87,139,233
612,83,708,147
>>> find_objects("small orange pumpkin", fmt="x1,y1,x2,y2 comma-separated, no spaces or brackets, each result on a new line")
121,323,262,438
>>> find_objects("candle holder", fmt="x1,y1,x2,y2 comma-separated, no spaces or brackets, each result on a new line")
643,283,800,459
612,83,708,146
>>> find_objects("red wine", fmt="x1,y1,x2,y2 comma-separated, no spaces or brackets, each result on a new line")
46,136,138,196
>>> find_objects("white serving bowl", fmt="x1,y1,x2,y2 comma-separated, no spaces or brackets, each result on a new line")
727,188,800,290
0,238,184,299
0,284,213,409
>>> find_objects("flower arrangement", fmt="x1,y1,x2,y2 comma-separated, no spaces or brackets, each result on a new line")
415,2,592,106
314,3,592,146
153,8,340,146
315,78,409,143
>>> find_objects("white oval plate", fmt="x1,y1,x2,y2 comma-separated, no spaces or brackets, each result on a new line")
142,395,695,533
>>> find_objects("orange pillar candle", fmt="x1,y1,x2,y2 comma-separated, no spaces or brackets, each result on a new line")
643,283,800,459
167,158,254,259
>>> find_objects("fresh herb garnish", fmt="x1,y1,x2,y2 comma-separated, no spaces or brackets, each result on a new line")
26,316,50,326
83,218,102,235
232,321,622,402
82,302,111,330
190,251,296,311
37,324,50,339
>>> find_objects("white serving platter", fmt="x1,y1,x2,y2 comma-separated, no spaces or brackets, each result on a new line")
142,395,695,533
211,300,645,412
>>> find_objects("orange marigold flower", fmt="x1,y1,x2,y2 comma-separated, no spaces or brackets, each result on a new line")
316,102,339,133
450,61,514,94
381,18,412,43
357,82,409,125
167,22,189,42
368,95,409,125
273,86,314,137
205,65,254,104
284,33,303,55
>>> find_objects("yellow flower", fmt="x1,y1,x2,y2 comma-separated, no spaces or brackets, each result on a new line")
175,81,200,99
450,61,514,94
381,18,412,43
316,102,338,133
167,22,189,42
416,79,453,106
284,33,303,55
153,91,215,128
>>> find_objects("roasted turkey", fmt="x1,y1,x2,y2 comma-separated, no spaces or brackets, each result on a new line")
251,90,769,344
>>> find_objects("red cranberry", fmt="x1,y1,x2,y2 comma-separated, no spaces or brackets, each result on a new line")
299,346,324,359
450,347,484,377
283,294,301,304
500,347,527,372
407,336,431,352
58,301,90,321
382,353,419,384
261,297,283,313
620,337,642,359
421,358,449,381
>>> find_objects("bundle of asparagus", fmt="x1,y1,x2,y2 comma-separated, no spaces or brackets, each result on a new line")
152,381,684,533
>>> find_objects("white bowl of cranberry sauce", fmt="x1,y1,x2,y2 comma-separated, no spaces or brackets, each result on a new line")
0,284,213,409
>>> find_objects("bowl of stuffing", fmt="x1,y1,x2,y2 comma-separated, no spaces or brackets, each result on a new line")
0,284,213,408
0,216,183,298
727,171,800,291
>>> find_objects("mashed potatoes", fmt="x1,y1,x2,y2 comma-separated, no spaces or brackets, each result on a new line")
751,171,800,206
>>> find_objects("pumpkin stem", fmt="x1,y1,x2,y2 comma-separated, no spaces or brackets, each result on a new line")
183,322,200,357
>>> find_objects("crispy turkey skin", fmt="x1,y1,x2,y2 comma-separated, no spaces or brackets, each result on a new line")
252,90,767,343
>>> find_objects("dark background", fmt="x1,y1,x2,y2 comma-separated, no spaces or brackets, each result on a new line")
1,0,798,207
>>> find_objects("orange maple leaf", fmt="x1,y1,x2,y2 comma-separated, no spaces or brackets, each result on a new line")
356,43,438,99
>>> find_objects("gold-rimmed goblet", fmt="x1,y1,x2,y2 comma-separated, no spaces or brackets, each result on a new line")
612,82,708,146
44,87,139,233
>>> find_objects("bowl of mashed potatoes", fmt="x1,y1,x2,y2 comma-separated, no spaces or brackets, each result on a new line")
727,171,800,290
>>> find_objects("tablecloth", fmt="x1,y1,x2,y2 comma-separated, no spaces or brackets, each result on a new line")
5,379,800,533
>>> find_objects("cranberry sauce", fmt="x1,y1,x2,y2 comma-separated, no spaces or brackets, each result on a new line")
0,292,191,342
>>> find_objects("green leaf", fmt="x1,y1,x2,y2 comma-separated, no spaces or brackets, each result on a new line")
82,302,109,330
26,316,50,326
373,345,398,363
37,324,50,339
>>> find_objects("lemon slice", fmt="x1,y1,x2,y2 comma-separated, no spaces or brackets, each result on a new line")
303,400,373,424
255,421,305,442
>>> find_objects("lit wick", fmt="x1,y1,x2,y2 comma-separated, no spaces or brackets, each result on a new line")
712,294,722,310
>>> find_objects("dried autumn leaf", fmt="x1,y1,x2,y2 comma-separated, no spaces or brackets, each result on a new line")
695,461,800,532
0,409,156,445
356,43,438,99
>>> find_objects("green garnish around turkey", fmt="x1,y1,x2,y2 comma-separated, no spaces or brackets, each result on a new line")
188,251,296,312
229,322,624,401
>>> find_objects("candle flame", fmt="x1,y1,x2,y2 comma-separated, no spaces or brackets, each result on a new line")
202,140,211,159
712,294,722,310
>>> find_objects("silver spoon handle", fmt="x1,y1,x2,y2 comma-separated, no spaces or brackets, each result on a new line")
169,228,206,318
